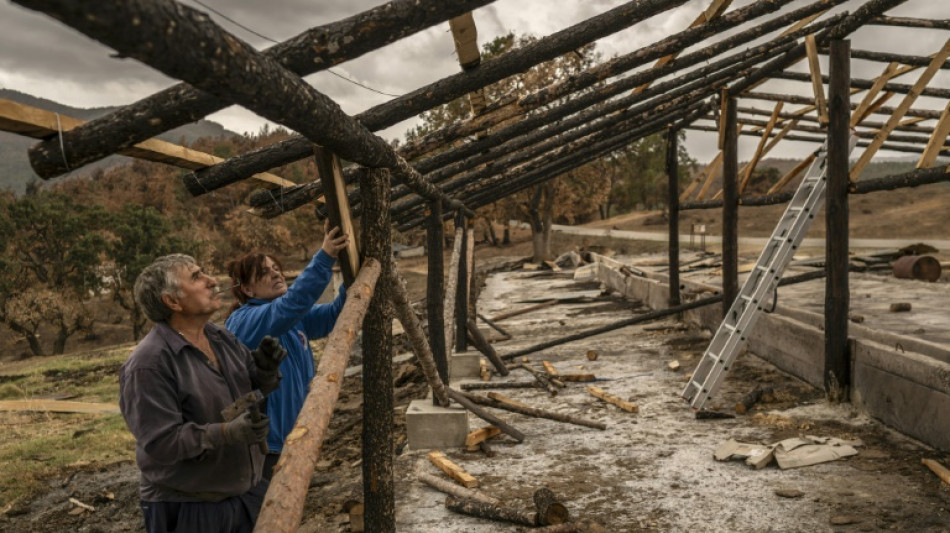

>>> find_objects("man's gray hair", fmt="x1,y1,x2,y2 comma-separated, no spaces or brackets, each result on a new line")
134,254,197,323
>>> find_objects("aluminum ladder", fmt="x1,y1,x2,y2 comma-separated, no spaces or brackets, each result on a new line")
682,135,857,410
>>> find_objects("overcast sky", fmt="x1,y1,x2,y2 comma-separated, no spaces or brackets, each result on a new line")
1,0,947,165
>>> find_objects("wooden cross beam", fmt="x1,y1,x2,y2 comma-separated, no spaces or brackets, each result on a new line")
804,34,829,126
0,98,292,188
850,38,950,181
917,101,950,169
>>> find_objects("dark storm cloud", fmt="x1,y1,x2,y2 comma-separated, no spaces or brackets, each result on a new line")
0,0,944,162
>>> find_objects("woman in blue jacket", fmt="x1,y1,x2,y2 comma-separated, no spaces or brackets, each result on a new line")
225,224,348,478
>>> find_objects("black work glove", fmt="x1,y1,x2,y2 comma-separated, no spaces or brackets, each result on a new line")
252,336,287,393
223,411,270,445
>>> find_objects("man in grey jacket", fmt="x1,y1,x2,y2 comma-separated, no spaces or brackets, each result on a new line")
120,254,285,533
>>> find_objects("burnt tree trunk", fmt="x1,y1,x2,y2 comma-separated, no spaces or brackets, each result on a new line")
466,320,510,376
391,268,450,407
359,169,394,532
458,391,607,431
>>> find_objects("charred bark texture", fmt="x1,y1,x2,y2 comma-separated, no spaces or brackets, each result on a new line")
359,169,395,532
25,0,497,178
458,391,607,431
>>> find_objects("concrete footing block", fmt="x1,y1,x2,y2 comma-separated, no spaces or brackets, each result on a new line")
450,350,481,380
405,399,469,450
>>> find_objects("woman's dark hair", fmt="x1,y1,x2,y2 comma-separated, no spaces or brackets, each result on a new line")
226,253,284,312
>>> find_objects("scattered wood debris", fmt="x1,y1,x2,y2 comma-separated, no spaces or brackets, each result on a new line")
465,426,501,451
418,472,500,506
586,386,638,413
889,302,912,312
735,385,774,414
586,350,598,361
428,451,478,488
922,458,950,484
667,360,681,372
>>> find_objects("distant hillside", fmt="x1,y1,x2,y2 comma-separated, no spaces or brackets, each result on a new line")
0,89,239,196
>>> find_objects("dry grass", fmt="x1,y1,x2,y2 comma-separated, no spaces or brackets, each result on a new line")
0,346,135,509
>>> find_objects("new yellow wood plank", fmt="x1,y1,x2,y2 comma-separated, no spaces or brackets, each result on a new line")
918,101,950,169
0,98,293,188
739,102,783,193
804,34,828,126
428,451,478,488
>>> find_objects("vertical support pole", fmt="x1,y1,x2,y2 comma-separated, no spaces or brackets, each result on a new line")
721,95,739,317
455,211,469,353
825,39,851,402
426,200,448,386
466,223,477,318
666,128,681,307
359,168,394,531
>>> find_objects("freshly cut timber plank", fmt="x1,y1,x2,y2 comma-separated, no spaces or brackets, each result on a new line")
923,459,950,485
587,386,639,413
428,451,478,488
465,426,502,448
542,361,559,376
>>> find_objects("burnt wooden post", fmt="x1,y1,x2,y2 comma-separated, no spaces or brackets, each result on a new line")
721,94,739,317
426,200,449,386
666,128,681,306
455,211,470,353
359,168,394,531
825,39,852,402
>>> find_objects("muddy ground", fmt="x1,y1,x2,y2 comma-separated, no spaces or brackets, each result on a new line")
8,254,949,532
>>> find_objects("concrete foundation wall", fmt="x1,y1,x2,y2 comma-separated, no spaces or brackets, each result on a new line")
590,255,950,451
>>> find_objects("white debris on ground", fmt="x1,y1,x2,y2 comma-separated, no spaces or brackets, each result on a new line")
392,257,950,532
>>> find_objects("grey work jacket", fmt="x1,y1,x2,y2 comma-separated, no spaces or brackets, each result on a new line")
119,322,266,502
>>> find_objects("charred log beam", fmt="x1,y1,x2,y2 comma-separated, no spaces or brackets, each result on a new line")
822,47,950,71
389,45,781,224
445,388,526,443
711,116,939,145
395,108,685,230
734,106,936,135
25,0,499,179
359,169,395,531
686,124,945,156
180,0,691,193
518,0,809,108
390,268,450,407
457,391,607,431
248,12,838,218
743,92,942,120
868,16,950,30
396,97,708,227
401,0,820,168
729,0,911,96
681,165,950,210
16,0,470,214
238,4,840,212
774,70,950,100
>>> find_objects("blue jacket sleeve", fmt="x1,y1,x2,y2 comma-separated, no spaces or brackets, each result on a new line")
301,283,346,339
226,250,336,348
